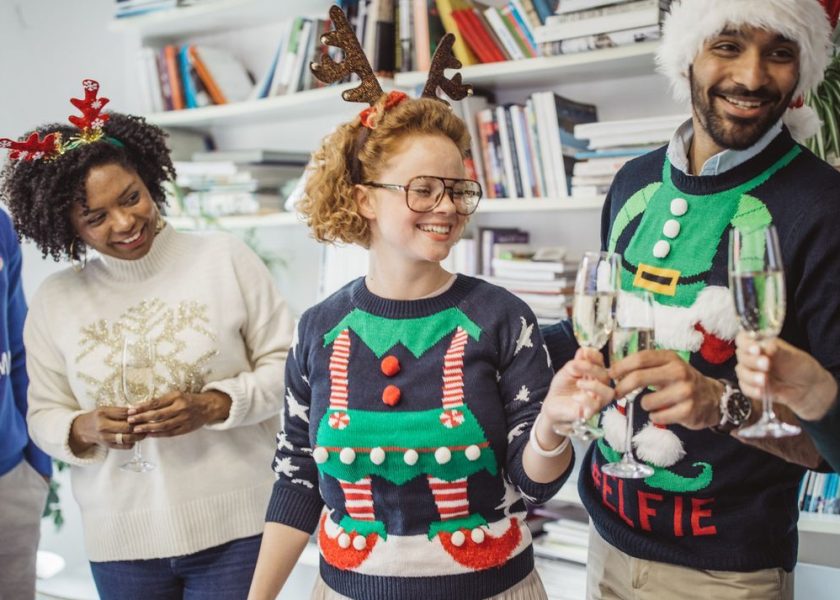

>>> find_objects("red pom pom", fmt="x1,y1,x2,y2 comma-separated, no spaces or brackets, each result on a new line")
382,385,401,406
381,355,400,376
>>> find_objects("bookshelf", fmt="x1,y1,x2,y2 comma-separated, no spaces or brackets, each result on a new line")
167,211,301,230
108,0,332,40
396,41,659,89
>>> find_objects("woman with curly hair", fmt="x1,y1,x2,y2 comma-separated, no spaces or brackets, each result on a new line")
1,80,294,599
247,17,577,600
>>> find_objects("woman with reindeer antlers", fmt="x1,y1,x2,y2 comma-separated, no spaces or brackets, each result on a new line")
0,80,294,599
248,7,583,600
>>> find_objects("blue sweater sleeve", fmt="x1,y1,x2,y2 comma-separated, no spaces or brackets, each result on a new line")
265,315,324,533
2,213,51,477
498,299,573,503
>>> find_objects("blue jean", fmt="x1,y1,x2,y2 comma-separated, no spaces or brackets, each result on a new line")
89,534,261,600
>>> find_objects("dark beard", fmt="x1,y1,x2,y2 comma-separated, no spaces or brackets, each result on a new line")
689,66,794,150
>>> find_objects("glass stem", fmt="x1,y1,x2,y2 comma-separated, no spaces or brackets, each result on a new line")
133,440,143,463
623,396,636,462
762,381,776,423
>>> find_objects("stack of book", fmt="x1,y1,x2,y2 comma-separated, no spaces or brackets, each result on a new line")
570,114,687,196
799,471,840,515
171,149,308,218
535,0,670,56
484,254,576,323
115,0,178,19
452,92,597,200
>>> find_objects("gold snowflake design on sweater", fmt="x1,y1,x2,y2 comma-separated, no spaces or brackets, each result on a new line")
75,298,218,406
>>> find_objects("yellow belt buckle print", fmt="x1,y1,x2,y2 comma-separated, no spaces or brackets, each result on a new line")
633,263,680,296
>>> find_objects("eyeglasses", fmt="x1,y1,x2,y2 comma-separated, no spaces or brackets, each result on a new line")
363,175,483,216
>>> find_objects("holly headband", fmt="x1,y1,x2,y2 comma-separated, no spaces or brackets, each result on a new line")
0,79,122,162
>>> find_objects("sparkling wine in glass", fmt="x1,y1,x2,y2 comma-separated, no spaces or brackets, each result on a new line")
729,225,799,438
121,334,156,472
557,251,620,440
602,290,656,478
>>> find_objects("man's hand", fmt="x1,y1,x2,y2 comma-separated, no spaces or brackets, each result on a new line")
127,390,232,438
542,347,615,428
735,332,838,421
610,349,724,429
70,406,146,454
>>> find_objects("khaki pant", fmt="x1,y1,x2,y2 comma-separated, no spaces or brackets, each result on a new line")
0,460,50,600
587,526,793,600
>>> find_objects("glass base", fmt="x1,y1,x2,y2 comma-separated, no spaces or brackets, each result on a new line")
737,419,801,439
601,459,654,479
553,421,604,441
120,459,155,473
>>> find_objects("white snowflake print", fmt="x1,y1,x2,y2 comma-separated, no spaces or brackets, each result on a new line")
496,477,521,517
543,344,552,369
286,389,310,423
290,323,300,358
514,316,534,355
0,140,11,148
276,432,293,452
273,456,300,478
92,118,105,129
496,371,502,383
291,478,314,489
507,422,528,443
91,100,102,109
83,80,99,91
514,385,531,403
301,374,310,387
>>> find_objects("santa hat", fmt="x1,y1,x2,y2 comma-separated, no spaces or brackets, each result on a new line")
656,0,834,142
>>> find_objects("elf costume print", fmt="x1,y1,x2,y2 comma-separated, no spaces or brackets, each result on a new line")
552,128,840,574
268,276,570,600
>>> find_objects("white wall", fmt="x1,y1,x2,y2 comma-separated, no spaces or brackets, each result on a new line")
0,0,131,299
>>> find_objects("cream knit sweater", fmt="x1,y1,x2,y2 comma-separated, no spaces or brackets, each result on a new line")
25,225,293,561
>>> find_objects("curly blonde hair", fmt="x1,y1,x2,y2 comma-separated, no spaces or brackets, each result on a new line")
299,96,470,248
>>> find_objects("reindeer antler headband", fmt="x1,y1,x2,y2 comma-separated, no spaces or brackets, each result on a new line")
311,4,472,129
0,79,122,162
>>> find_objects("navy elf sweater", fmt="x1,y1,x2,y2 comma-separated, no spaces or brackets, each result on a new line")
544,128,840,572
267,275,571,600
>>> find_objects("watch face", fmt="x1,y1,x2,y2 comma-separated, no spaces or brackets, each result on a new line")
728,391,752,424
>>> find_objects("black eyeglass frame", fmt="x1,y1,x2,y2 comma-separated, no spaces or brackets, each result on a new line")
362,175,484,216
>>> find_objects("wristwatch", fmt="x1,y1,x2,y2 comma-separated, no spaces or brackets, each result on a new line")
714,379,752,433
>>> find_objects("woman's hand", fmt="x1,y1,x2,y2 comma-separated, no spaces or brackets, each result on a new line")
735,332,838,421
541,347,615,428
70,406,146,454
126,390,232,438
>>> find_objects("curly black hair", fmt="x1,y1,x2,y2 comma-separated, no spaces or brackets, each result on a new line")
0,113,175,261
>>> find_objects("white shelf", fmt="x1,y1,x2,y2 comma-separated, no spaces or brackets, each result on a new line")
478,197,604,213
800,512,840,535
168,211,302,230
552,482,583,507
145,82,377,128
396,42,660,89
108,0,332,40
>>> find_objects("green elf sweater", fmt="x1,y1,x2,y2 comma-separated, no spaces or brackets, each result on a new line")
267,275,571,600
545,128,840,572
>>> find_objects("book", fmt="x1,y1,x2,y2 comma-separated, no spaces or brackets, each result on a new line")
555,0,633,14
286,19,314,95
479,227,529,275
536,0,663,42
540,23,660,55
370,0,397,76
137,47,164,113
413,0,432,70
192,149,310,164
189,45,254,104
496,105,522,198
164,44,185,110
436,0,480,65
484,6,527,60
500,5,537,58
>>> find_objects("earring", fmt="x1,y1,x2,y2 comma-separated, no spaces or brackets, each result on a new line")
154,207,166,234
70,239,87,272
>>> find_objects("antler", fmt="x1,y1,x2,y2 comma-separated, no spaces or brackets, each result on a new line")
0,132,60,161
310,5,384,105
421,34,472,105
68,79,110,132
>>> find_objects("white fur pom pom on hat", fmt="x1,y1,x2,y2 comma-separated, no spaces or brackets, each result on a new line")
656,0,833,106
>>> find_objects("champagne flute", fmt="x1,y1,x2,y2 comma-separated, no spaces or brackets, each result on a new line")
556,251,620,440
602,290,656,478
729,224,800,438
121,334,156,472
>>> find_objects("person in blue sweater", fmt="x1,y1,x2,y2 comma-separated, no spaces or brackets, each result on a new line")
249,12,577,600
542,1,840,598
735,332,840,473
0,209,52,599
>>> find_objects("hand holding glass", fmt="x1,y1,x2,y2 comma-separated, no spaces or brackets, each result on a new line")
728,225,799,438
557,251,620,440
121,334,156,472
602,290,655,478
